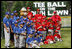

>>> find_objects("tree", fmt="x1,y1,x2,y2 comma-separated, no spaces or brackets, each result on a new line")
1,1,8,22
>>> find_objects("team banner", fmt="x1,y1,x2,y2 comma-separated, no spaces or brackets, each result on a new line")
31,2,69,16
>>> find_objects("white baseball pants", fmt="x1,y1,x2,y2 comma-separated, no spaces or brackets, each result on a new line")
4,27,10,47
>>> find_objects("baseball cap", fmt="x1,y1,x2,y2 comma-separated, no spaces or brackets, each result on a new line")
21,7,27,11
14,21,18,24
55,30,58,33
42,16,46,19
28,23,31,25
10,13,14,16
27,7,30,9
37,9,40,11
29,32,33,34
20,22,24,24
30,20,33,23
5,12,10,15
16,17,20,20
13,10,17,13
53,11,57,14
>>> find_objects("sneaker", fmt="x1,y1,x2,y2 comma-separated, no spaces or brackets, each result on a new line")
6,46,10,48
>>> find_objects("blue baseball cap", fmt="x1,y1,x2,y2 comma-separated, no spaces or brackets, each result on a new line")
5,12,10,15
29,32,33,34
16,17,19,20
35,33,37,36
37,31,42,34
13,10,17,13
20,22,24,24
23,18,27,21
14,21,18,24
27,19,29,22
32,30,35,33
30,20,33,23
10,13,14,16
28,23,31,25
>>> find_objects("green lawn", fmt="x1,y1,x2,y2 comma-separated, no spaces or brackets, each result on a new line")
1,28,71,48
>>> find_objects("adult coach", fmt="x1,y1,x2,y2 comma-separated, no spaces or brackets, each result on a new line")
51,11,62,24
3,12,10,48
51,11,62,35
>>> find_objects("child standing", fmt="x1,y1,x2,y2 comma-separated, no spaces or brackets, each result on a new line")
13,21,19,48
18,22,26,48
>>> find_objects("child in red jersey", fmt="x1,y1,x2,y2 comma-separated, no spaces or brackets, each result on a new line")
55,20,61,36
54,30,63,42
44,31,56,44
47,17,54,35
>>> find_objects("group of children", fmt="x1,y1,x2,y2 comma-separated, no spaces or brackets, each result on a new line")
3,7,63,48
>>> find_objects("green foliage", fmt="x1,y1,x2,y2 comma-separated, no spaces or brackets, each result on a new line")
1,1,71,21
1,1,8,21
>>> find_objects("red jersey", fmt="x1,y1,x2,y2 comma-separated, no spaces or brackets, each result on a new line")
27,12,33,19
54,34,61,39
47,22,54,29
46,35,55,41
55,22,61,30
31,17,36,22
51,15,61,23
34,14,43,20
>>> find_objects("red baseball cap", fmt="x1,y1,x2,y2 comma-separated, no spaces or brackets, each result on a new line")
55,30,58,33
48,17,52,20
27,7,30,9
37,9,40,11
53,11,57,14
42,16,46,19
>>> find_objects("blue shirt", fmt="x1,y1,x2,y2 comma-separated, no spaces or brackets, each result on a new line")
18,27,26,33
3,17,9,27
20,17,28,23
23,24,26,30
13,26,19,33
20,16,23,20
14,16,19,21
34,37,42,43
26,26,34,34
9,18,15,29
26,37,34,45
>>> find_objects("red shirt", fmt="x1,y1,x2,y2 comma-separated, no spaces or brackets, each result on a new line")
56,25,61,30
51,15,61,23
34,14,43,20
47,22,54,29
27,12,33,19
55,22,61,30
31,17,36,22
40,23,46,31
54,34,61,39
46,35,55,41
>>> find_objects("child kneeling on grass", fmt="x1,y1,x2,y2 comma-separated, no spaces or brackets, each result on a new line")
44,31,56,44
26,33,40,48
34,33,44,46
54,30,63,42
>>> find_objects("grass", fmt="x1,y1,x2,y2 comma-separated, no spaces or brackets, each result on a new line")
1,28,71,48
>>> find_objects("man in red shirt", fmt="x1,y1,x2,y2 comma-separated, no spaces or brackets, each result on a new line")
54,30,63,41
51,11,62,24
27,7,33,20
44,31,56,44
51,11,62,35
34,9,43,21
